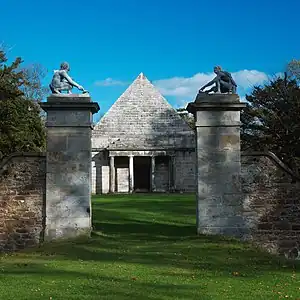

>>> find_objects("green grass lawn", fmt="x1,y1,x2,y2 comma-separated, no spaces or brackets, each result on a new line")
0,194,299,300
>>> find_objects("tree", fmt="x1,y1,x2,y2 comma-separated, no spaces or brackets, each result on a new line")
20,63,49,103
287,59,300,82
0,43,49,103
241,73,300,174
0,50,46,159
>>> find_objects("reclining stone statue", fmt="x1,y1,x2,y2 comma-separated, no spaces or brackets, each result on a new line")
199,66,237,94
49,62,88,94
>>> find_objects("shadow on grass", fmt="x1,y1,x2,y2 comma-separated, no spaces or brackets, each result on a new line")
2,263,209,300
2,194,299,282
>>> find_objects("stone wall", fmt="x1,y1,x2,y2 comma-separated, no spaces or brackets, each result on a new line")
93,151,109,194
1,149,300,258
241,152,300,258
115,157,129,193
174,150,196,192
116,169,129,193
0,153,46,251
154,156,169,192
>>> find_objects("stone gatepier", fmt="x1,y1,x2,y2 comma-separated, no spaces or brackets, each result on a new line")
187,93,247,237
41,94,100,240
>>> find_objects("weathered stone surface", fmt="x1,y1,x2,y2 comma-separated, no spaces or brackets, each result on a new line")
47,150,90,164
189,94,247,238
116,168,129,192
46,135,68,152
42,95,99,241
92,73,196,193
45,217,91,240
195,111,241,127
92,73,194,150
0,153,46,252
47,195,90,218
174,150,196,192
241,152,300,258
46,110,92,127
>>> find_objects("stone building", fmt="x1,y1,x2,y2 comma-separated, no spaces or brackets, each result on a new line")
91,73,196,194
2,83,300,257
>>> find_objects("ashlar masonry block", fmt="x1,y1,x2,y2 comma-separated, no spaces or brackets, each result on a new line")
187,93,247,238
40,94,100,241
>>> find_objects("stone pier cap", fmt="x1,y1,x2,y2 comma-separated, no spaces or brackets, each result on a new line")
41,94,100,114
186,93,246,113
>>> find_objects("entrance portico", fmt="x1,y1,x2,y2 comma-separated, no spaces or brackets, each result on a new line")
107,150,175,193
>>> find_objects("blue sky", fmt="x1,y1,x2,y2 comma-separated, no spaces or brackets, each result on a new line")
2,0,300,121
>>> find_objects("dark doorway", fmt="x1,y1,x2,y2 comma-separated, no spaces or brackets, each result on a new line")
134,156,151,192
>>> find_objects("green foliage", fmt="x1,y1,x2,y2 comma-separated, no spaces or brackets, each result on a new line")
0,51,24,100
241,74,300,173
20,63,49,102
0,50,46,159
287,59,300,82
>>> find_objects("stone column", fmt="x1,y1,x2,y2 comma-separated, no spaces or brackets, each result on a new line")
129,155,134,193
40,94,100,241
187,93,247,238
91,160,96,194
109,155,115,193
151,156,156,192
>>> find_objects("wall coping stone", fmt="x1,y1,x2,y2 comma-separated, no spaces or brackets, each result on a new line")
241,150,300,182
0,152,45,174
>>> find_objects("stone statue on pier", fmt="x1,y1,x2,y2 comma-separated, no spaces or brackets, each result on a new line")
199,66,237,94
49,62,88,94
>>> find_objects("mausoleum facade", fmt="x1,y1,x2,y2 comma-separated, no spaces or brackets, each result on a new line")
91,73,196,194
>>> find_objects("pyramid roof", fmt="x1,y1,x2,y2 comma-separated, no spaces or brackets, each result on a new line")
92,73,195,150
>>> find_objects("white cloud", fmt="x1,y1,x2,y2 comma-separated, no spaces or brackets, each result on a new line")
153,70,282,105
94,77,128,87
93,70,284,108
